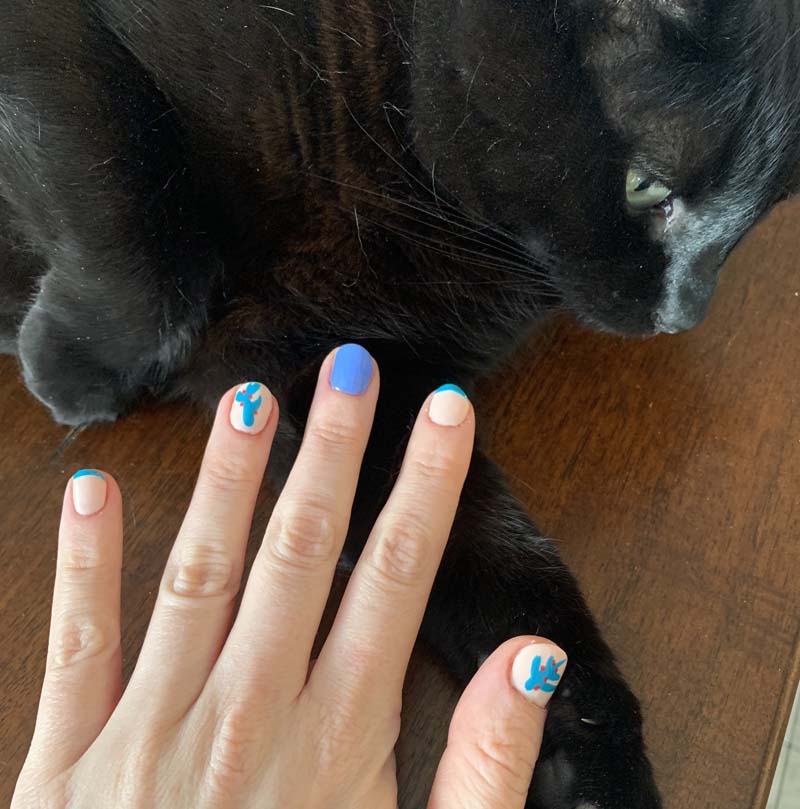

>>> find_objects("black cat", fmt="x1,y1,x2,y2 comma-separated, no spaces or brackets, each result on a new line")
1,1,798,806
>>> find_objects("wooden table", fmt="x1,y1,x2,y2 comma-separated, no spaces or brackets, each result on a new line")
2,198,799,809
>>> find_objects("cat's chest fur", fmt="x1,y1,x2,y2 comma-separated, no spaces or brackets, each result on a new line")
88,1,537,370
100,0,411,204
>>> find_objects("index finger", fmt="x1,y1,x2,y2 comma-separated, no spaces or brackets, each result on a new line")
308,384,474,715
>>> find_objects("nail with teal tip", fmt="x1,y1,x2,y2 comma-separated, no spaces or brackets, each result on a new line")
429,383,471,427
434,383,468,397
71,469,108,516
72,469,106,480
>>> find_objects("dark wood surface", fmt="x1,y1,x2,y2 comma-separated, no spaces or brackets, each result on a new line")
2,198,800,809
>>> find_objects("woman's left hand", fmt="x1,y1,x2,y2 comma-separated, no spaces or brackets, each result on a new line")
12,346,564,809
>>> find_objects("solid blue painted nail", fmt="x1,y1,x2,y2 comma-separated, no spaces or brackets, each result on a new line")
330,344,374,395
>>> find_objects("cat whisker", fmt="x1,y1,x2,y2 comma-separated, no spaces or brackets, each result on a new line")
305,170,538,264
355,211,528,268
363,217,551,280
339,95,525,244
354,194,537,265
51,424,88,461
357,212,558,291
306,141,521,249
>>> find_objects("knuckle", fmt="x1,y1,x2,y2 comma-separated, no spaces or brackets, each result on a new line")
49,613,118,670
204,705,258,802
10,779,68,809
467,731,532,799
406,444,460,490
166,544,238,600
266,505,336,570
312,700,363,775
60,539,104,574
202,453,257,494
371,515,430,586
112,732,164,809
306,417,360,455
309,694,397,786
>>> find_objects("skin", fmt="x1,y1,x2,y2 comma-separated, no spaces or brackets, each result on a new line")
5,4,798,802
11,348,561,809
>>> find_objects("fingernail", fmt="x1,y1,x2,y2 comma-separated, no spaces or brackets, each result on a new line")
330,344,374,395
72,470,107,517
429,384,470,427
230,381,273,434
511,642,568,708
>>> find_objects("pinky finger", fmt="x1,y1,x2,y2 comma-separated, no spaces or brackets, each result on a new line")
26,470,123,775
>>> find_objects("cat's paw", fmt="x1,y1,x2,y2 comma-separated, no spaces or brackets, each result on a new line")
17,304,131,425
527,673,662,809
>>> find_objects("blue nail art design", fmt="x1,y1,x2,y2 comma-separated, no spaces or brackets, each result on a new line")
434,383,468,397
235,382,263,428
73,469,105,480
331,344,373,395
524,655,566,693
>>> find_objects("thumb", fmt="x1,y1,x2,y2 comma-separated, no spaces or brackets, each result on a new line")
428,637,568,809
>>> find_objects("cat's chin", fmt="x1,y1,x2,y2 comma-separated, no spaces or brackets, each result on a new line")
546,264,669,340
569,310,662,341
567,298,708,339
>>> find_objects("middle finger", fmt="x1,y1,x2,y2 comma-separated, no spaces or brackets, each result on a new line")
219,344,378,698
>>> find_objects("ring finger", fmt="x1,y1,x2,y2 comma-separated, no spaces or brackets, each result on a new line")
125,381,278,717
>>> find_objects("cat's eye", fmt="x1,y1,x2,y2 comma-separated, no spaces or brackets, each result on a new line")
626,169,672,211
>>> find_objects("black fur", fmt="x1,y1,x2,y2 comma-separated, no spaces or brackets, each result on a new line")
1,1,799,806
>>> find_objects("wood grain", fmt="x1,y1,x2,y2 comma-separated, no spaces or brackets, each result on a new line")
2,198,799,809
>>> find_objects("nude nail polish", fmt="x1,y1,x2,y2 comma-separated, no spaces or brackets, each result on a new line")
72,469,107,517
429,384,470,427
511,642,568,708
230,381,273,434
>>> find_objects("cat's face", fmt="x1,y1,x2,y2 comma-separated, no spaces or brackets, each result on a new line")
411,0,800,335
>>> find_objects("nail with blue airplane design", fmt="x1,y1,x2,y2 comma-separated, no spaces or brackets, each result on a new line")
511,641,568,708
230,381,273,435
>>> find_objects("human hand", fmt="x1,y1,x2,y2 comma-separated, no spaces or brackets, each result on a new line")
12,344,567,809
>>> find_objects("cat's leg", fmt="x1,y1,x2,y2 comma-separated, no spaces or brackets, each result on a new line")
270,354,662,809
0,195,42,355
0,9,220,424
418,448,662,809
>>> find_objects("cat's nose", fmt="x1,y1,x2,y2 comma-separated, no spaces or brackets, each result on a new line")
652,244,725,334
652,278,714,334
652,300,707,334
